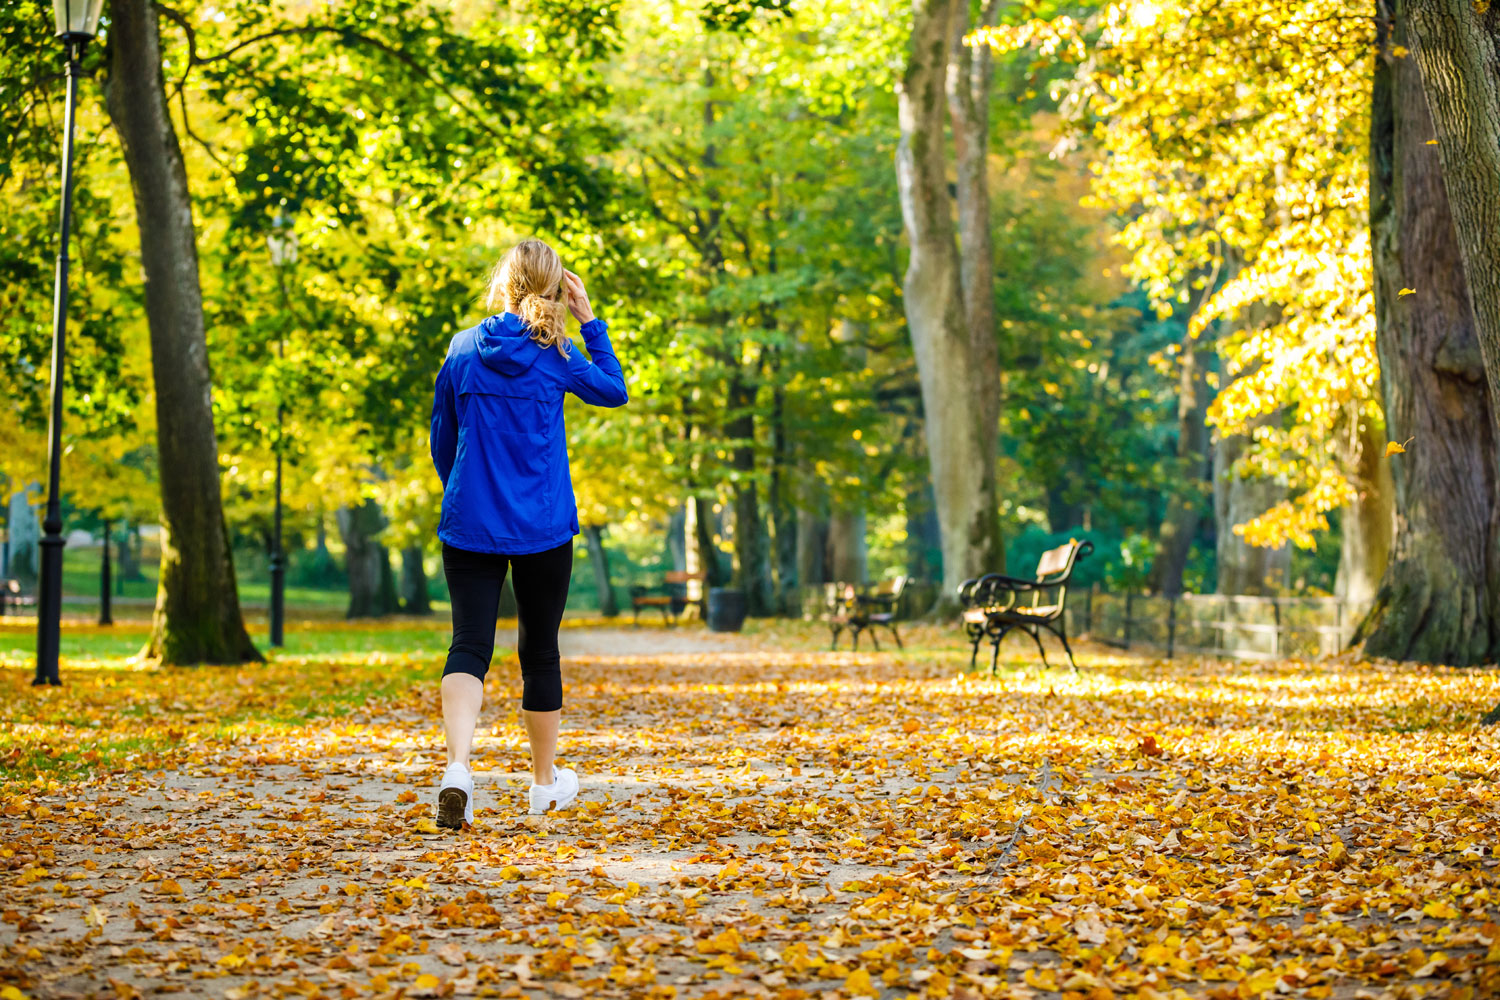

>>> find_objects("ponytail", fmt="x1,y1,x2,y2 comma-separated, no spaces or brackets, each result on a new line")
484,239,571,356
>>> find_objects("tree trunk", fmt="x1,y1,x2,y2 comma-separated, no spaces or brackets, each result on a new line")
727,380,774,616
117,522,143,586
5,487,39,588
582,524,618,617
947,0,1003,451
796,508,830,591
827,508,868,586
897,0,1004,612
666,506,687,573
1356,11,1500,663
1404,1,1500,441
689,495,729,588
1213,424,1290,596
339,500,398,619
106,0,258,664
1334,410,1394,608
1148,339,1214,596
400,545,431,616
769,367,798,615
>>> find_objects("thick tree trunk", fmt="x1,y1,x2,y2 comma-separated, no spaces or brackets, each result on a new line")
1334,411,1394,608
1356,13,1500,663
1148,339,1214,596
896,0,1004,612
947,0,1003,449
827,508,868,585
339,500,398,619
1213,423,1291,596
106,0,258,664
582,524,618,617
399,545,431,616
1404,1,1500,437
796,508,830,591
727,381,773,615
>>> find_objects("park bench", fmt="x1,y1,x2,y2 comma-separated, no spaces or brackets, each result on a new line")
630,570,706,625
828,575,908,651
959,539,1093,673
0,579,37,617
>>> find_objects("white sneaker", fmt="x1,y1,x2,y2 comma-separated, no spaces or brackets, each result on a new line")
528,766,579,815
437,762,474,829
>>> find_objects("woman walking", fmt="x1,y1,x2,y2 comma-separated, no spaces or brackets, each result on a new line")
429,238,627,828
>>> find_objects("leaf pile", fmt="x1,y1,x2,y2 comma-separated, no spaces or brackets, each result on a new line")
2,622,1498,999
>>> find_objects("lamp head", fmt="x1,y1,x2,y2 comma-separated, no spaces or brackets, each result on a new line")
53,0,105,41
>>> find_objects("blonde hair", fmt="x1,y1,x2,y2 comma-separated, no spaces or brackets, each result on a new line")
484,238,570,355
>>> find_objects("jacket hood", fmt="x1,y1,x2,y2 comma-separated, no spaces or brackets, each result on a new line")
475,313,545,375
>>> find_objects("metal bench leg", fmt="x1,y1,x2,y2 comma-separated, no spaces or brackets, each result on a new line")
988,626,1010,675
1055,625,1080,674
968,631,982,668
869,628,880,652
851,627,860,651
830,625,842,650
889,624,903,649
1025,626,1051,670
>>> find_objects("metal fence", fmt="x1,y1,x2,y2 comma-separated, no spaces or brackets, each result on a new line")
1071,588,1369,660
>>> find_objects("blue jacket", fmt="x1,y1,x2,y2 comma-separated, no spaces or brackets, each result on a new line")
430,312,627,554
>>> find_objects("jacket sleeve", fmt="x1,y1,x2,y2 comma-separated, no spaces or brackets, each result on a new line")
430,357,458,486
564,318,628,407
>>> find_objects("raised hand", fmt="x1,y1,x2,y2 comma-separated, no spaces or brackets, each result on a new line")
563,270,596,325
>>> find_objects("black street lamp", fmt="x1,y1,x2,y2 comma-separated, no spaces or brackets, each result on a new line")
98,517,112,626
35,0,107,688
265,214,297,648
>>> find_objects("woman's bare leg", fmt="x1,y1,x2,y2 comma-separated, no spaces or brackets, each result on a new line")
442,673,485,768
523,709,560,784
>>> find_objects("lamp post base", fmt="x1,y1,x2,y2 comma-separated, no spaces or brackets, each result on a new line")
269,558,285,648
34,533,65,686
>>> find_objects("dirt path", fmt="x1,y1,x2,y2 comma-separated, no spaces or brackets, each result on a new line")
2,628,1498,999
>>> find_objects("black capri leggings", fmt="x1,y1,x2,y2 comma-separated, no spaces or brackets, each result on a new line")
442,540,573,712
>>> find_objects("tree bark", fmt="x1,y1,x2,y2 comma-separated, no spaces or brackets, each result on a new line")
582,524,618,617
827,508,868,585
106,0,259,664
1213,421,1290,596
796,508,829,591
689,495,729,588
727,379,774,616
769,363,798,615
666,506,687,573
400,545,431,616
1148,338,1214,596
339,500,398,619
1334,410,1394,608
1404,1,1500,442
1356,11,1500,663
896,0,1004,612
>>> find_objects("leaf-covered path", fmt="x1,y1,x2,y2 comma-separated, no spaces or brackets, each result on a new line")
3,623,1500,999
